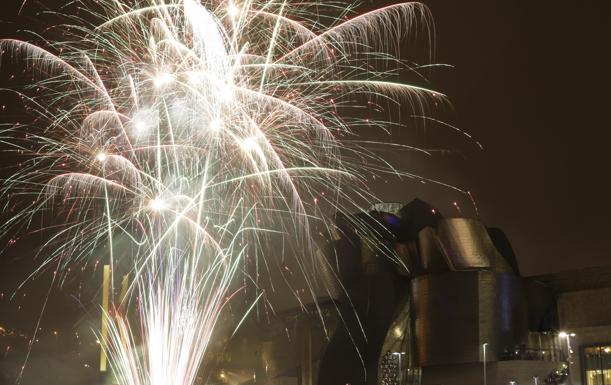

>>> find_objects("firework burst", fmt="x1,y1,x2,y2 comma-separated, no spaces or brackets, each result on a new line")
0,0,444,384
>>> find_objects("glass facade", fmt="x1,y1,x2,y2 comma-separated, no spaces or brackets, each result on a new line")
583,345,611,385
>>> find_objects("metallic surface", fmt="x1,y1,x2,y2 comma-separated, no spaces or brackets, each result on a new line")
202,200,568,385
418,227,448,273
435,218,495,271
377,293,421,385
410,271,528,367
209,308,337,385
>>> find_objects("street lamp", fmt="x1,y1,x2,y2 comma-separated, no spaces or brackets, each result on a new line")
558,331,576,385
482,343,488,385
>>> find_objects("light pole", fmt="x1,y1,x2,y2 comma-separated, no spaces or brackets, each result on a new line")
558,331,576,385
482,343,488,385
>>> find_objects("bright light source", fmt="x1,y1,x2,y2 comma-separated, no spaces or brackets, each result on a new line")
154,72,174,88
188,71,201,84
96,152,107,162
132,108,159,134
220,85,233,101
240,136,258,151
227,3,240,17
393,327,402,338
558,332,568,338
570,333,576,337
209,118,223,132
133,119,148,133
148,198,167,211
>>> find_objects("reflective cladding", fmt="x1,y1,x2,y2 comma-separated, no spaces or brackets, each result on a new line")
410,271,528,366
377,295,421,385
436,218,493,270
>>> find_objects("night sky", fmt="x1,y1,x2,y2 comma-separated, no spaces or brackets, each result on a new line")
0,0,610,317
0,0,608,280
435,0,611,275
369,0,611,276
0,0,610,383
0,0,609,276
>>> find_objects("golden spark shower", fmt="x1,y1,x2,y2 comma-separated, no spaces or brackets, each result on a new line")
0,0,443,384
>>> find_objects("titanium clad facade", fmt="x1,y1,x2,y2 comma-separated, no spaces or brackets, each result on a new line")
411,271,527,367
436,219,493,270
411,271,480,366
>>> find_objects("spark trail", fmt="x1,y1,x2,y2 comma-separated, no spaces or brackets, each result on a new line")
0,0,445,384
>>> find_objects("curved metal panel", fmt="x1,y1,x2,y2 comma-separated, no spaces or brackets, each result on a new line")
377,294,421,385
436,218,496,271
417,227,449,273
411,272,480,366
410,271,527,367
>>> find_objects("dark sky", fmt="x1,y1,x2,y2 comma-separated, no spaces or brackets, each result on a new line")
439,0,611,275
372,0,611,276
1,0,610,277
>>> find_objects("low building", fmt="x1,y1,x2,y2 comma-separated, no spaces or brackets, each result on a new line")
532,268,611,385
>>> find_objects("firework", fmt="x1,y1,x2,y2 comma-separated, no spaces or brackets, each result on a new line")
0,0,443,384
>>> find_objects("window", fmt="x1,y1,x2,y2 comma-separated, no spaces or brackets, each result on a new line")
583,345,611,385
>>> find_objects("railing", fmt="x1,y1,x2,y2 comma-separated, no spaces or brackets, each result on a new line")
499,332,571,362
500,346,566,362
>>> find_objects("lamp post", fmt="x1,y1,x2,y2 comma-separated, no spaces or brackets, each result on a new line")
558,332,576,385
482,343,488,385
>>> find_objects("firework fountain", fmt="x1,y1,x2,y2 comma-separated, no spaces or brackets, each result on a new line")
0,0,444,384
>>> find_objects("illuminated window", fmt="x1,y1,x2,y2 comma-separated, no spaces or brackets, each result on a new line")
583,344,611,385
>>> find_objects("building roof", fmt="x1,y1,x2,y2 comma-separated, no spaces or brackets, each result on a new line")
530,266,611,292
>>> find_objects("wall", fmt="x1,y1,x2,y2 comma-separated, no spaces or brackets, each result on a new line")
558,288,611,329
558,288,611,385
410,271,527,367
